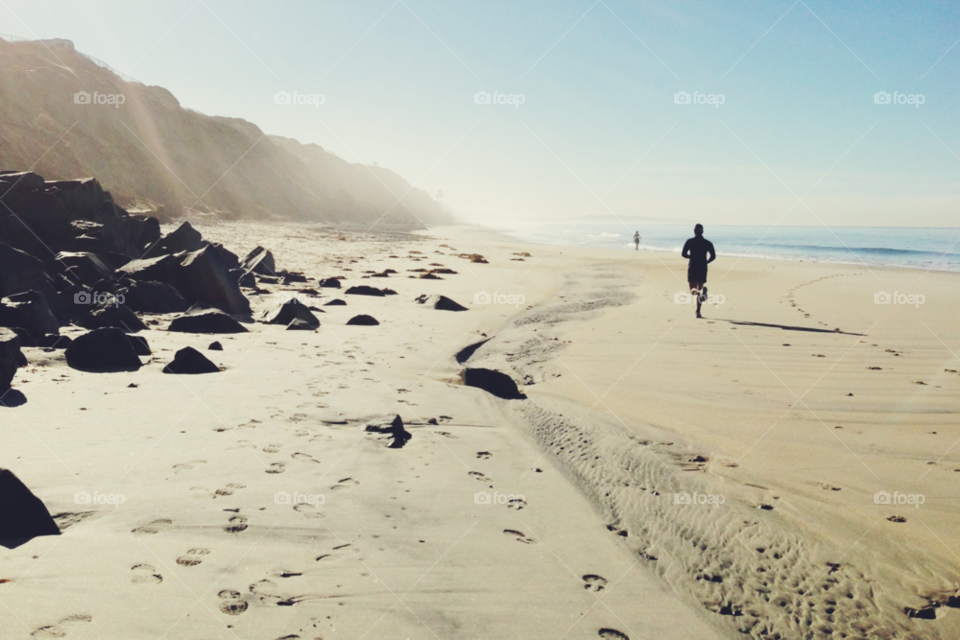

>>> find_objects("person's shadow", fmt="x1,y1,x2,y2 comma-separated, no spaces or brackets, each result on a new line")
0,388,27,407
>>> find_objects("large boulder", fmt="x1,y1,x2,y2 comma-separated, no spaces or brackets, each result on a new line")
0,290,60,337
65,328,142,372
0,469,60,540
176,246,251,315
462,368,526,400
168,309,248,334
260,299,320,329
0,328,22,391
142,221,205,257
162,347,219,374
118,280,189,314
77,302,147,333
318,278,341,289
117,253,181,284
242,246,276,276
0,243,52,299
54,251,114,289
414,294,467,312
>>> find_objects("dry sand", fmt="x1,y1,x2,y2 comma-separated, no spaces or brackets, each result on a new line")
1,221,957,640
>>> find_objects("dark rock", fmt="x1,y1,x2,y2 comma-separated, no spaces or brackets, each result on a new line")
208,341,223,351
242,246,276,276
318,278,341,289
261,299,320,329
0,468,60,540
365,414,412,449
118,280,189,314
346,314,379,326
256,275,279,284
0,243,53,299
168,309,248,334
117,253,181,284
35,334,71,349
176,246,251,315
0,290,60,337
78,303,147,333
345,285,385,297
143,221,204,257
462,368,526,400
232,269,256,287
65,328,142,372
280,272,308,284
382,288,398,295
162,346,219,374
414,294,467,311
127,335,151,356
324,299,346,306
0,328,22,390
54,251,114,289
454,338,489,364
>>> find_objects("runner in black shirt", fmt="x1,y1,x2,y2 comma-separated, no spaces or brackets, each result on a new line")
681,224,716,318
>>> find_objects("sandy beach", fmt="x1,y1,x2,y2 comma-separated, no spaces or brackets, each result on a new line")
2,221,958,640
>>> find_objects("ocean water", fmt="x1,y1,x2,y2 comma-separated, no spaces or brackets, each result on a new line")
502,223,960,273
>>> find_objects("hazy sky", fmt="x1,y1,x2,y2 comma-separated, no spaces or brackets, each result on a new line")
2,0,958,227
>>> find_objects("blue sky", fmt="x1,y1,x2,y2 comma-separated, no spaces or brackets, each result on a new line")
2,0,958,226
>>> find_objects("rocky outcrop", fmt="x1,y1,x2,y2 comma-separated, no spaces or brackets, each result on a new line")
0,328,22,391
260,299,320,329
168,309,248,334
65,328,142,372
162,347,219,374
0,469,60,540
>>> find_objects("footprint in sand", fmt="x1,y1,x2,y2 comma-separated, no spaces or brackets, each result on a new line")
131,563,163,584
263,444,281,453
434,431,458,439
507,497,527,510
331,477,359,490
265,462,286,474
132,518,173,535
218,589,249,615
293,503,325,519
476,451,492,459
291,452,319,463
215,483,246,497
468,471,491,482
582,574,607,592
31,615,92,638
316,543,356,562
172,460,207,472
598,629,629,640
176,548,211,567
224,515,249,534
503,529,536,545
237,439,258,449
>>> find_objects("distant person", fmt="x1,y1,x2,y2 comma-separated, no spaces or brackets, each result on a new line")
681,223,716,319
633,231,641,250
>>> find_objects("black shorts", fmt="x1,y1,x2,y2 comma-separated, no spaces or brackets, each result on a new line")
688,264,707,284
